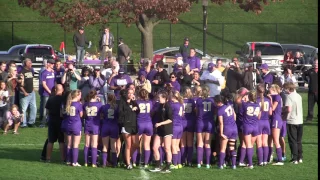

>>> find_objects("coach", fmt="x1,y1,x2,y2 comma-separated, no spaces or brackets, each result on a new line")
303,59,318,121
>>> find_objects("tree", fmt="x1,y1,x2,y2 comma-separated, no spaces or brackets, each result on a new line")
18,0,276,59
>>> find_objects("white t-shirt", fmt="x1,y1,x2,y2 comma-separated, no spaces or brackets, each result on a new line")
200,70,224,97
285,91,303,125
101,68,112,79
0,90,9,107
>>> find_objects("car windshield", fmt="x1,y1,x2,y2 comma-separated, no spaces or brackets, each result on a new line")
253,44,283,55
27,47,52,56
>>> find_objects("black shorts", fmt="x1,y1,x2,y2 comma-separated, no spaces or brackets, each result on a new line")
156,125,173,138
121,126,137,135
48,122,64,143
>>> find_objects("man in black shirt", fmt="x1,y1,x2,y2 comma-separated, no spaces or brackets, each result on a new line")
151,60,170,95
19,58,37,128
73,26,90,65
224,57,243,93
303,59,318,121
0,61,8,81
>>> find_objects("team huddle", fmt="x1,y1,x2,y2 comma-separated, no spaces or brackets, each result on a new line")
41,66,302,173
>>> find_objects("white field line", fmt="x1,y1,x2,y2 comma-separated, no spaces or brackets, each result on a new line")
139,168,150,180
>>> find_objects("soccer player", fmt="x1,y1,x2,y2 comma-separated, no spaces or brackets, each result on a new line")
181,87,196,166
65,90,83,167
214,94,238,169
150,91,173,173
169,91,184,169
195,85,214,168
136,89,154,167
256,84,272,166
240,90,261,169
268,84,284,165
83,90,103,167
101,94,119,167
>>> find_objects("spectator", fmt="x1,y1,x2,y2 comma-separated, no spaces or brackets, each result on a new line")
283,82,303,164
216,59,226,89
61,60,81,92
177,64,192,93
191,71,201,89
200,62,224,97
19,58,37,128
133,71,151,93
73,26,90,65
7,66,22,108
99,26,115,63
39,58,56,128
54,59,65,85
243,63,255,90
302,59,318,121
101,61,112,79
78,66,92,102
186,48,201,72
0,61,8,82
224,57,243,93
284,51,294,69
179,37,190,62
280,67,297,85
0,81,9,122
253,50,262,65
173,56,184,74
117,38,132,73
165,72,180,92
109,68,132,100
151,60,169,94
89,66,106,104
138,58,152,75
5,60,16,72
256,63,273,90
293,51,305,65
2,104,23,135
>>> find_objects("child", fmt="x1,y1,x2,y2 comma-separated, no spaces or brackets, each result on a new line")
3,105,23,134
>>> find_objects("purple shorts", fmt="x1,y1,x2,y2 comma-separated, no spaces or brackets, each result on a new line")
185,120,195,132
223,125,238,139
182,120,187,131
66,130,81,136
236,121,243,134
100,123,119,139
243,124,260,137
84,124,100,135
271,119,283,130
280,121,287,137
259,120,271,135
138,122,153,136
173,125,183,139
196,120,213,133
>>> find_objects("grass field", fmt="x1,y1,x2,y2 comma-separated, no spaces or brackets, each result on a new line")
0,92,318,180
0,0,318,59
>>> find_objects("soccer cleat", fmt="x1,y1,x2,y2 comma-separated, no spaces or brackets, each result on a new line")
292,161,298,164
160,166,171,174
149,168,161,172
231,165,236,170
244,165,254,169
84,163,88,167
197,164,201,168
282,156,287,161
178,164,183,169
218,166,223,169
66,162,71,166
298,159,303,163
272,162,284,166
126,164,133,170
223,163,226,168
92,164,97,168
132,163,136,168
206,164,210,169
169,164,178,169
258,162,264,166
263,162,268,166
72,163,82,167
238,163,247,167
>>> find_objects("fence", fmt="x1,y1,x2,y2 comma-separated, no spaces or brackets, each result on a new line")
0,21,318,56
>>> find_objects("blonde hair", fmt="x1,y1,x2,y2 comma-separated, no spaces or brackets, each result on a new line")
66,90,81,115
248,90,257,103
184,64,190,74
107,93,117,109
270,84,281,94
194,85,202,98
9,66,17,75
202,85,210,99
170,91,184,104
183,87,193,99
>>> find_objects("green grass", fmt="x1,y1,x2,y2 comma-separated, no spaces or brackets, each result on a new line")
0,0,318,59
0,93,318,180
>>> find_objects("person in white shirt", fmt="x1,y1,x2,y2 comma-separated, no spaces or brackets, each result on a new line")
200,62,224,97
280,67,297,85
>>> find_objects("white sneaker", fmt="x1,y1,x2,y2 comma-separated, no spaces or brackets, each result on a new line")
72,162,81,167
149,168,161,172
263,162,268,166
126,164,133,170
238,162,247,167
292,161,298,165
244,165,254,169
272,162,284,166
298,159,303,163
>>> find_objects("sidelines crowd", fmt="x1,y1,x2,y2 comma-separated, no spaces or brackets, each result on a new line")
0,52,317,173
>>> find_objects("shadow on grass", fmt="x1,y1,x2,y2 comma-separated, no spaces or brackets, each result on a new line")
303,122,318,126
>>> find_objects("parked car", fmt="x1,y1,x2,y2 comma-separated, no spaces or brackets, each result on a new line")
236,42,284,71
281,44,317,64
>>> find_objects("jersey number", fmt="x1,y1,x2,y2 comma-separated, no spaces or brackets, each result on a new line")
139,103,150,113
246,106,260,117
70,106,76,116
184,103,192,113
203,102,212,112
86,106,98,116
259,102,269,111
108,109,114,119
225,106,233,117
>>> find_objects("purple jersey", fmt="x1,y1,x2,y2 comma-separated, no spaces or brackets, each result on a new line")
217,104,236,126
242,101,260,125
136,100,153,123
41,69,55,97
170,102,183,126
183,98,196,121
110,75,132,99
186,56,201,71
83,101,103,127
256,97,271,121
66,102,83,132
101,104,118,125
271,94,282,120
55,68,65,84
169,81,181,92
196,98,215,122
151,101,160,124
